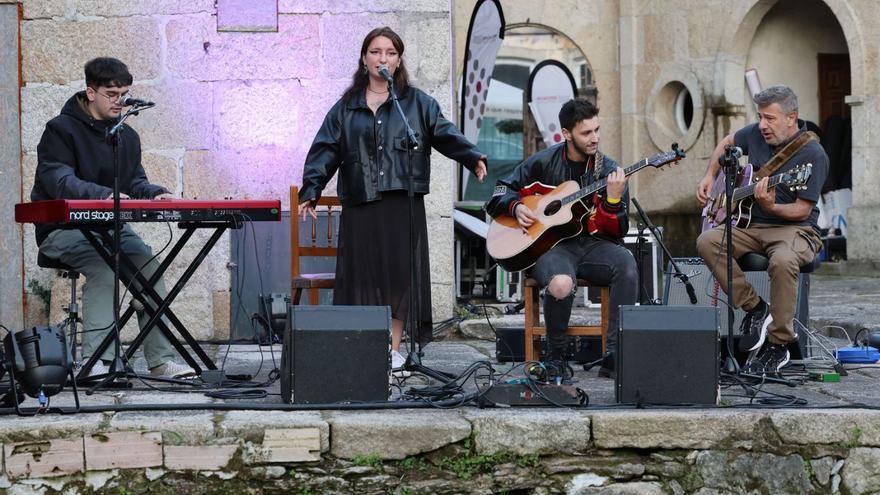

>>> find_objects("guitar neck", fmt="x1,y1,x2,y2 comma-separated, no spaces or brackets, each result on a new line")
732,174,785,202
562,158,650,206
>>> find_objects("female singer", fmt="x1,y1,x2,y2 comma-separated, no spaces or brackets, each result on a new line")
298,27,487,373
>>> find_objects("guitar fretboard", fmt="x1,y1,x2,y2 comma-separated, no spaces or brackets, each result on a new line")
732,174,787,202
560,158,651,206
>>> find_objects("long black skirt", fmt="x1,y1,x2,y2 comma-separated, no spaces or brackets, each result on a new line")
333,191,433,344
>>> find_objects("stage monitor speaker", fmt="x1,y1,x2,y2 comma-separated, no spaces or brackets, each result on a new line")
663,257,810,359
616,305,719,405
282,305,390,404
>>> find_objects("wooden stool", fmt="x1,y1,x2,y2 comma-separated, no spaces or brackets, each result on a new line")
523,277,610,361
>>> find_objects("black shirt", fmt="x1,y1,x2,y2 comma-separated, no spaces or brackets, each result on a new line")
733,121,828,230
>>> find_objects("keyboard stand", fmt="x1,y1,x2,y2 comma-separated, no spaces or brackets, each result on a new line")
76,220,235,381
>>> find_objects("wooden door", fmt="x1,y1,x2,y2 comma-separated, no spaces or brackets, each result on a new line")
817,53,851,125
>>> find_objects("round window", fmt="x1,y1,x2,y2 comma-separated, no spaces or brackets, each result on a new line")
645,74,703,151
674,86,694,133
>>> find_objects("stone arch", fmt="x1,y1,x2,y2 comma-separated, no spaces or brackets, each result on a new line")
711,0,865,107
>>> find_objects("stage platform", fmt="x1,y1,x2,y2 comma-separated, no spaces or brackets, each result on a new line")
1,272,880,493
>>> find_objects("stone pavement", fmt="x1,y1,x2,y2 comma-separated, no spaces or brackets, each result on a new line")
0,271,879,493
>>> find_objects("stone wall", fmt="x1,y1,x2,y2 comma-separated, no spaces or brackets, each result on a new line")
3,408,880,493
15,0,458,338
0,1,23,332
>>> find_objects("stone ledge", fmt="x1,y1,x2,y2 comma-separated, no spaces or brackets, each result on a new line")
463,409,592,455
244,428,322,464
4,438,84,480
771,409,880,446
217,411,330,453
165,445,238,471
591,410,764,450
84,431,163,471
326,410,472,460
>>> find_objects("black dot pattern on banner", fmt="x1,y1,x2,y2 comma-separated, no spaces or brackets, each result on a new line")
473,59,479,70
472,94,478,106
469,72,474,83
549,123,557,131
469,108,475,119
477,117,482,128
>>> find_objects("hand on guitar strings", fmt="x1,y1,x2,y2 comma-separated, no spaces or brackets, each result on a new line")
696,173,715,205
514,203,538,232
753,176,776,211
606,167,627,201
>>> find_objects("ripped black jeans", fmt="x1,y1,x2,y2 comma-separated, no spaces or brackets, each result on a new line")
530,235,638,359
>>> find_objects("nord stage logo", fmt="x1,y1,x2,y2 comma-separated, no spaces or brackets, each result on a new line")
68,210,134,222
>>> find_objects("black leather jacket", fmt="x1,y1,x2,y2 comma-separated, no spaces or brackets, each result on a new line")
299,87,483,207
485,143,629,239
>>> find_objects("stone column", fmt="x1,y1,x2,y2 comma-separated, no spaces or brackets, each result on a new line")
0,2,23,330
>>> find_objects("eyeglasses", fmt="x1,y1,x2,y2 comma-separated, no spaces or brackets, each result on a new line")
92,89,129,104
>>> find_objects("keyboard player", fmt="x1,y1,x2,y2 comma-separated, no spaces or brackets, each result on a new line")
30,57,195,379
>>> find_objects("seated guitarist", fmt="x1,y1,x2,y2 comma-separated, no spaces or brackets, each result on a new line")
485,98,637,380
696,85,828,374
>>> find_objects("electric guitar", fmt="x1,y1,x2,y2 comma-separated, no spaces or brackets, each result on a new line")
486,144,686,272
701,163,813,231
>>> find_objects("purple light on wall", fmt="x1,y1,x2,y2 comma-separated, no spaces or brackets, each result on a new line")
217,0,278,32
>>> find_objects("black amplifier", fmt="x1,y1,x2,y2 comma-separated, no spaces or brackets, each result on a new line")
616,305,719,405
281,305,391,404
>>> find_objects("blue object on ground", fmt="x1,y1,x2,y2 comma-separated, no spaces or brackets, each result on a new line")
835,345,880,364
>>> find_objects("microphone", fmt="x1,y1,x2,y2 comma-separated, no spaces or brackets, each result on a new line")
684,279,698,305
726,145,743,159
119,94,154,107
377,64,394,83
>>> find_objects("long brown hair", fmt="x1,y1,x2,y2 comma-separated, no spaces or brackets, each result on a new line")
342,27,411,102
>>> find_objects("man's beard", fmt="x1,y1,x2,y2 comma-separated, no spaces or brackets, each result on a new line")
570,140,597,158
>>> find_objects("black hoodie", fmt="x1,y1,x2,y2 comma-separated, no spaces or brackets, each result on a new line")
31,91,169,245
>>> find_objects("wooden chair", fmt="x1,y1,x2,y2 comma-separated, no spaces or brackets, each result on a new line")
290,185,341,305
523,277,610,361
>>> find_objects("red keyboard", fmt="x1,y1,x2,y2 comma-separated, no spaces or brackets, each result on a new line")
15,199,282,224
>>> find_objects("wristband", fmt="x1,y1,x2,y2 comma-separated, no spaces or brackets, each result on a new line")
509,200,522,216
605,196,621,205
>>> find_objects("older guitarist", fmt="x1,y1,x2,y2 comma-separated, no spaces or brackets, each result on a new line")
695,86,828,375
485,98,637,380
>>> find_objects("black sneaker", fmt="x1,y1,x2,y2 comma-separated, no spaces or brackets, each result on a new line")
746,343,790,375
739,300,770,352
597,352,615,379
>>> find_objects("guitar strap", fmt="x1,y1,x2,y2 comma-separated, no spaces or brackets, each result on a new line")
592,151,605,182
753,131,818,180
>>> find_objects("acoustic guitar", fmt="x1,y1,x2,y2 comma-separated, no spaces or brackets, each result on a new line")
486,145,685,272
701,163,813,232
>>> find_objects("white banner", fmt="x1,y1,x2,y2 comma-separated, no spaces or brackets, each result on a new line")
459,0,504,197
527,60,578,147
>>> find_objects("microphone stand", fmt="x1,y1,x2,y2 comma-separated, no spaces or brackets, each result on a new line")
633,220,650,304
718,145,741,375
384,74,455,383
87,102,155,394
630,198,696,306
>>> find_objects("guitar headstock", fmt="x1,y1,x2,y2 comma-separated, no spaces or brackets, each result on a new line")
782,163,813,191
647,143,687,168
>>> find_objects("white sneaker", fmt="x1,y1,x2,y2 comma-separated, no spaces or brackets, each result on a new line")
150,361,196,379
87,360,108,378
391,350,410,377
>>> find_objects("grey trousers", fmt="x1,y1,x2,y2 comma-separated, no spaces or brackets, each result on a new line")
39,226,176,368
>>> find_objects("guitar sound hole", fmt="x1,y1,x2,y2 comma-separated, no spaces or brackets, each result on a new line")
544,200,562,217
